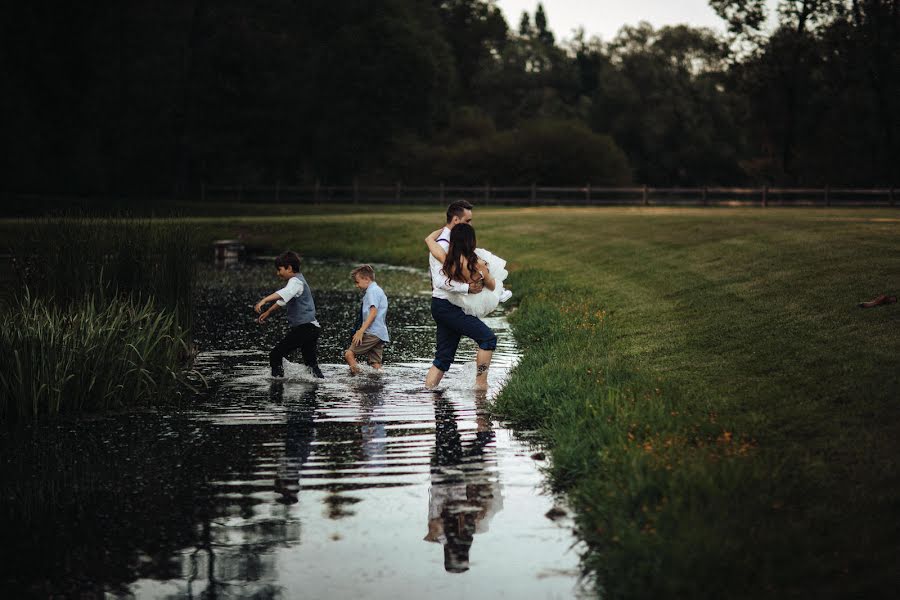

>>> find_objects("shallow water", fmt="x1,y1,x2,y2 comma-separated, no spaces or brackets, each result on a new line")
1,260,586,599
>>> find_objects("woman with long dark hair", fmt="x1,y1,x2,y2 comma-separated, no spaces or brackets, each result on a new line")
424,216,511,390
426,223,511,318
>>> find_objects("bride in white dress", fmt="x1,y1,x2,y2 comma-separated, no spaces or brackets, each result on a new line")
425,225,511,318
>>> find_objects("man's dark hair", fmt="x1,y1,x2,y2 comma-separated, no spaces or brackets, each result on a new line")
275,251,301,273
446,200,473,224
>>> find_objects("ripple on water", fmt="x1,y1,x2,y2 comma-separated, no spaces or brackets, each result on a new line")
0,261,588,599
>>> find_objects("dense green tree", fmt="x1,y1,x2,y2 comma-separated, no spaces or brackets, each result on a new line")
432,0,508,103
587,24,746,184
0,0,895,197
711,0,899,183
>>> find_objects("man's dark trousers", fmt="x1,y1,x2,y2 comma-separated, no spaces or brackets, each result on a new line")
431,297,497,372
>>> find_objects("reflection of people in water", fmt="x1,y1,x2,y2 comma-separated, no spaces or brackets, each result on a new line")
357,379,387,465
272,382,318,505
424,391,503,573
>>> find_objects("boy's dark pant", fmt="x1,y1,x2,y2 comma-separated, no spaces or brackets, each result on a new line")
431,297,497,372
270,323,320,377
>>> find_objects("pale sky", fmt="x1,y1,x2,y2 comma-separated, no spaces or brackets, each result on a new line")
494,0,779,43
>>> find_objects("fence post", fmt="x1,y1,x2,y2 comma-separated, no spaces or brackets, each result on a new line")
353,177,359,204
642,185,648,206
395,181,402,203
586,183,591,204
824,184,830,207
762,185,768,207
439,182,445,204
314,179,320,203
484,182,490,204
891,187,896,207
530,182,536,205
702,186,708,206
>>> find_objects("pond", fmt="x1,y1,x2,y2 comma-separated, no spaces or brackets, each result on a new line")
1,260,587,599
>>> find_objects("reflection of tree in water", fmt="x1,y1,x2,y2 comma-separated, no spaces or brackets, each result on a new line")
426,391,503,574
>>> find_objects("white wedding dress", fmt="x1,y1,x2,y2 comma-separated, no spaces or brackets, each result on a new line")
444,248,511,318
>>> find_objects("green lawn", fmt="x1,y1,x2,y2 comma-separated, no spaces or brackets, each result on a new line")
4,206,898,596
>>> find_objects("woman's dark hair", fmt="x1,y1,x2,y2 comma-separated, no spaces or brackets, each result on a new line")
275,251,301,273
442,224,478,283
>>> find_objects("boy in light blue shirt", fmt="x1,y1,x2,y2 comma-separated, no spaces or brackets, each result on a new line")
344,264,389,374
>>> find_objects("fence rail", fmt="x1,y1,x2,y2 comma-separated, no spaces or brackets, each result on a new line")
201,183,897,207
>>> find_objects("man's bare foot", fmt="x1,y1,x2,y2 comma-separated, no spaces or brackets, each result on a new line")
425,365,444,389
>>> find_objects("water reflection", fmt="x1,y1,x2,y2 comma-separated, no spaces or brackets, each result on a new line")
427,391,503,574
272,382,317,505
0,261,585,599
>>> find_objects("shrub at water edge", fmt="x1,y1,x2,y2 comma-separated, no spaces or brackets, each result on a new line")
0,293,195,421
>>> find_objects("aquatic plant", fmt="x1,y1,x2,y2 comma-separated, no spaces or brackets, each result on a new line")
0,292,196,421
5,216,197,329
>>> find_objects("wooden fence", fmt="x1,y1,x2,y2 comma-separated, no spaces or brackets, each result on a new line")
201,183,898,207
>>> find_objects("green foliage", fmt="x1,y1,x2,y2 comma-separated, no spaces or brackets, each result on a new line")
1,1,896,196
0,217,200,422
391,118,631,184
0,292,194,421
5,217,197,328
589,23,746,185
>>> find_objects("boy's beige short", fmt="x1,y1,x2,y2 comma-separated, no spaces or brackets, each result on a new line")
346,333,385,364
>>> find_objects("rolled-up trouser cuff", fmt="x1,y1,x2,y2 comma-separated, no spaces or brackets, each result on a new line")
477,336,497,351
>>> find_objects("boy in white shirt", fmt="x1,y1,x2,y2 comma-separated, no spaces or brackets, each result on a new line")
254,251,325,378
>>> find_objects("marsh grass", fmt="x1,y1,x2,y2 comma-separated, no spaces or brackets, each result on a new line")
0,292,194,421
0,216,200,421
4,216,197,328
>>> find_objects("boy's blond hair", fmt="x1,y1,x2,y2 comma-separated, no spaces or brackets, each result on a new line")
351,264,375,281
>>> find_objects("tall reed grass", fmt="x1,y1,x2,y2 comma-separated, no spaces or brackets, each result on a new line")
0,292,194,421
5,216,197,329
0,216,200,421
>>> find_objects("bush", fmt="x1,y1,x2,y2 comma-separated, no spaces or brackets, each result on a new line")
388,118,632,185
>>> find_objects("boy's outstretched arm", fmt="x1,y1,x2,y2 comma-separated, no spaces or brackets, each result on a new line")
352,306,378,346
254,292,282,314
258,303,281,324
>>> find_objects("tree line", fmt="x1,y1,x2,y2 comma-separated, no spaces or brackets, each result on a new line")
1,0,896,197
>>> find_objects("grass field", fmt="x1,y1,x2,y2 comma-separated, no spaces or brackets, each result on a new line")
3,206,898,596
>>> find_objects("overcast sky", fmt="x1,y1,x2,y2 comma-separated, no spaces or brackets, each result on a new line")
494,0,779,43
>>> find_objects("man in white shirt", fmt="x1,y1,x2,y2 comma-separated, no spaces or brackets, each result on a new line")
425,201,496,390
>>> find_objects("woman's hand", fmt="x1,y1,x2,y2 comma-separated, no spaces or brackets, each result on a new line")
425,228,448,262
477,260,496,291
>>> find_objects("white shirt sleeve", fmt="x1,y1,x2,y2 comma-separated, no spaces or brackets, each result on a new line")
430,237,469,294
275,277,304,307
